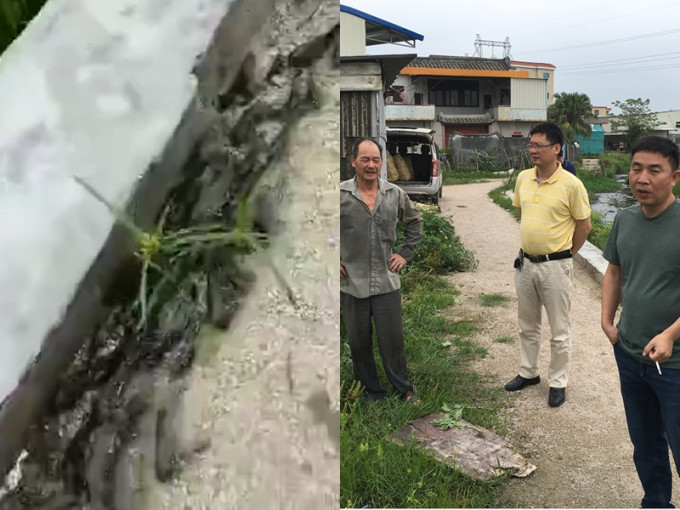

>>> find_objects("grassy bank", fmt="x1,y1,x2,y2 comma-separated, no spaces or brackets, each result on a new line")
340,210,510,508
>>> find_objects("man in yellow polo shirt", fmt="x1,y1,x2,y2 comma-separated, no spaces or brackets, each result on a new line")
505,122,591,407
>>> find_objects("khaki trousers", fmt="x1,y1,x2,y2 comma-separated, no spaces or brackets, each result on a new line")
514,257,573,388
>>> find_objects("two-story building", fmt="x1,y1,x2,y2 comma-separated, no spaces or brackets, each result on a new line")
385,55,556,148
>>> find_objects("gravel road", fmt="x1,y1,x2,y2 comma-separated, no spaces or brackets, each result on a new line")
441,180,680,508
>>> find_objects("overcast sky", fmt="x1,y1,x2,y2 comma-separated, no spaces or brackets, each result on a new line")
342,0,680,113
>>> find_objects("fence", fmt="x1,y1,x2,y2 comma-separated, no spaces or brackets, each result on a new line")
449,132,581,170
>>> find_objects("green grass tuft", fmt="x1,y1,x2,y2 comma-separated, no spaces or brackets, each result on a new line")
480,293,510,307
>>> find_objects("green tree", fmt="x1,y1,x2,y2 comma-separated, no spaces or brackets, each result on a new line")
547,92,593,143
610,98,658,149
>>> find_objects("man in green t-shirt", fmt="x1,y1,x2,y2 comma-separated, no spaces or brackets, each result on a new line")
602,136,680,509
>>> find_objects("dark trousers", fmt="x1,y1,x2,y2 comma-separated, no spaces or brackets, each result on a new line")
340,290,413,400
614,342,680,508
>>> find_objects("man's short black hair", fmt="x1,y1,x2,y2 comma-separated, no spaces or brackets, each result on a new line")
350,137,383,159
631,136,680,171
529,122,564,148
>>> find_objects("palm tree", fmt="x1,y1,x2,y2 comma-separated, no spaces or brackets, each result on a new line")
548,92,593,143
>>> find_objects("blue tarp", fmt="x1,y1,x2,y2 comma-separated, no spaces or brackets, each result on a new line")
575,124,605,154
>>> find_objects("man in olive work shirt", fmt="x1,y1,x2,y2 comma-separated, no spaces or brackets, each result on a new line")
340,137,423,402
602,136,680,509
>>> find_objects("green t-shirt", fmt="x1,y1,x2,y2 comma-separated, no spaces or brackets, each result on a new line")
603,200,680,369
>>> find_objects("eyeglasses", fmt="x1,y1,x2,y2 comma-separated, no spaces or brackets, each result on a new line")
527,142,557,150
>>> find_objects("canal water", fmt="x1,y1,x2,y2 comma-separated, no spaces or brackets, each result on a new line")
589,175,637,223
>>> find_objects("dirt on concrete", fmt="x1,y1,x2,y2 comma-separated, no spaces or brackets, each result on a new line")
144,40,340,510
440,180,680,508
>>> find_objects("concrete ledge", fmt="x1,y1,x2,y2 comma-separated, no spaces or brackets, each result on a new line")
574,240,607,284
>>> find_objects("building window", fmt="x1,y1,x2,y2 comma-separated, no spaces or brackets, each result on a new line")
427,79,479,107
414,93,422,105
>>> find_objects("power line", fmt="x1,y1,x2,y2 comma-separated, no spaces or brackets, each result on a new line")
513,0,679,40
559,62,680,76
558,51,680,69
521,27,680,55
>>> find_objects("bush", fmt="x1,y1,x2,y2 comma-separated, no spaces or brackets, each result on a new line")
577,170,622,194
396,209,477,274
599,152,631,176
587,211,612,251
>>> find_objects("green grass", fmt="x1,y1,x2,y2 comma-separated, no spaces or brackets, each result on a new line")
442,170,507,186
577,169,622,195
480,293,510,307
598,152,631,176
487,184,520,221
340,272,508,508
587,211,612,251
493,336,514,344
341,213,509,508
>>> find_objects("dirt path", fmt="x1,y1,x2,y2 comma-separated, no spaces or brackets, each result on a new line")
441,180,680,508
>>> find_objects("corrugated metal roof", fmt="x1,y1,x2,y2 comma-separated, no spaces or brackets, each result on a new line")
439,113,494,125
410,56,511,72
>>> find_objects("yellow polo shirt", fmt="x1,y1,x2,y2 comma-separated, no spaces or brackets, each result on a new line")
512,166,591,255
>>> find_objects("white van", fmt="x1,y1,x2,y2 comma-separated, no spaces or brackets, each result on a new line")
385,127,443,205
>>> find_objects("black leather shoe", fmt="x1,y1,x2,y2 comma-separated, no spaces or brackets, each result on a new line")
504,375,540,392
548,387,566,407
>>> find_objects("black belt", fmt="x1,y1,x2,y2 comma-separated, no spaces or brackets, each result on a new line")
520,249,572,263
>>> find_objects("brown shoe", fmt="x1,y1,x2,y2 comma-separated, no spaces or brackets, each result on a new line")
402,390,421,404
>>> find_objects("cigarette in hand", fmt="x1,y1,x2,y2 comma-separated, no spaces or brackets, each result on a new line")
655,361,662,375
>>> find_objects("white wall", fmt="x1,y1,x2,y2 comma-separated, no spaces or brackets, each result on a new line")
511,78,549,110
340,12,365,56
0,0,236,404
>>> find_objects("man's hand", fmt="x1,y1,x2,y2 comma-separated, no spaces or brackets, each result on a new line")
388,253,407,273
643,332,675,363
340,260,348,279
602,323,619,345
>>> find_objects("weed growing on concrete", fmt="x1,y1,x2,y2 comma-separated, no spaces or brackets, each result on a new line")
73,176,266,330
